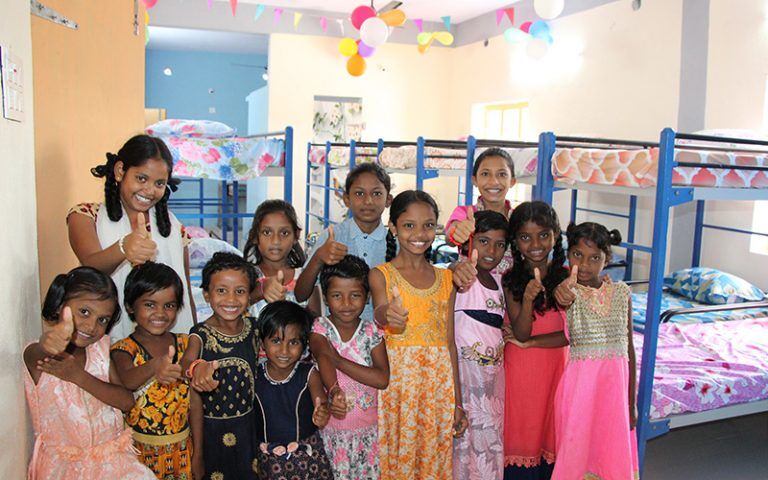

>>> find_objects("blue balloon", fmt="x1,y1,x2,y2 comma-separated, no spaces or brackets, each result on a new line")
529,20,550,40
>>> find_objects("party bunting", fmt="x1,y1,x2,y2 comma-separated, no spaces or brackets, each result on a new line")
141,0,157,8
320,16,328,33
336,18,345,35
230,0,237,16
254,4,265,20
294,12,302,29
274,7,283,24
441,15,451,31
496,9,504,26
504,7,515,25
207,0,213,9
413,18,423,32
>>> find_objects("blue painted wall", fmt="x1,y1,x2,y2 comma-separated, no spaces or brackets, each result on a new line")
145,49,267,134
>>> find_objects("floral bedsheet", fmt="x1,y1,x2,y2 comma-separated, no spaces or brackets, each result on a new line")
308,146,379,166
162,135,285,181
635,318,768,420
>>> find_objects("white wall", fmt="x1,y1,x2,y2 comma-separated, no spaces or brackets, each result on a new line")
0,0,40,476
700,0,768,289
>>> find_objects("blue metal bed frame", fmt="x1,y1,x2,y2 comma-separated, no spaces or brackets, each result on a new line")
535,128,768,477
168,127,294,249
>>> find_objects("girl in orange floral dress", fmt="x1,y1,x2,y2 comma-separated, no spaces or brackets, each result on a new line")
111,262,196,479
369,190,468,480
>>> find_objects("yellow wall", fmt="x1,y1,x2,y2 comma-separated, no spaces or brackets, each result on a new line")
32,0,146,289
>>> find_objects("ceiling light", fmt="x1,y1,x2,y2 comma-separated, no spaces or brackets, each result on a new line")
163,67,173,76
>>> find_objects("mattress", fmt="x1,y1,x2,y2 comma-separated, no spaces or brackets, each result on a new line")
308,145,379,167
162,135,285,181
552,147,768,188
631,291,768,332
635,318,768,420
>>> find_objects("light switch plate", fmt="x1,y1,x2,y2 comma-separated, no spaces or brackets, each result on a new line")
1,45,24,122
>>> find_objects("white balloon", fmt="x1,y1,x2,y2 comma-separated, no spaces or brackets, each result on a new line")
526,38,549,60
534,0,565,20
360,17,389,47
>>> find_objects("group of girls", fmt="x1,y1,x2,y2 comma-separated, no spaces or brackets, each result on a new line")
23,133,639,480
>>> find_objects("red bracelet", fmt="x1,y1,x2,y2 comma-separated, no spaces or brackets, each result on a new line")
186,359,206,379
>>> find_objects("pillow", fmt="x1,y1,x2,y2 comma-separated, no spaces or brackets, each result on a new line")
663,267,765,305
188,237,242,269
145,119,236,138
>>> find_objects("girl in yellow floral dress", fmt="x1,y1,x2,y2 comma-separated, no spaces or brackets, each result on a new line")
111,262,195,479
369,190,468,480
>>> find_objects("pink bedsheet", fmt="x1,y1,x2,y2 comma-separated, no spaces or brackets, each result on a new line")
552,148,768,188
634,319,768,420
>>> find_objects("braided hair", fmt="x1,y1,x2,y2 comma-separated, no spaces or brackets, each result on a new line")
502,201,568,313
90,135,179,237
385,190,439,262
243,200,307,269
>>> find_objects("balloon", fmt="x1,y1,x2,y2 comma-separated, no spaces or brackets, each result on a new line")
417,32,432,45
357,41,376,58
142,0,158,8
526,38,549,60
360,17,389,47
534,0,565,20
351,5,376,30
338,38,358,57
379,9,407,27
433,31,454,46
520,21,532,33
347,54,367,76
504,28,528,44
529,20,551,40
545,34,554,45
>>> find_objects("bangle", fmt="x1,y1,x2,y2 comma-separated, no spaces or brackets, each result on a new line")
118,234,127,256
186,359,206,379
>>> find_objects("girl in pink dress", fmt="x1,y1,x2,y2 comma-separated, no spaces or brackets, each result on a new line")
551,222,638,480
452,210,509,480
23,266,155,480
502,201,570,480
310,254,389,480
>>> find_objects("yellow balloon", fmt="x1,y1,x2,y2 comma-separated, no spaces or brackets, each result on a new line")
347,54,367,76
144,11,150,25
434,31,454,46
379,9,406,27
338,38,358,57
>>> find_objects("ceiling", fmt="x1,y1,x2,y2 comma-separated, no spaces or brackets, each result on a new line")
147,26,270,55
233,0,520,24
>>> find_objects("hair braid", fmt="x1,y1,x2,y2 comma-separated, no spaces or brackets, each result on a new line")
385,230,397,262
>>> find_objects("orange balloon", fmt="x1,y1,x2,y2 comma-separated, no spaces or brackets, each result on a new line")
347,54,367,76
379,9,407,27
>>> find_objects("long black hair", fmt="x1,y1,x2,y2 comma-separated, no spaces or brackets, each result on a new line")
124,262,184,321
41,266,121,334
90,135,179,237
243,200,306,269
502,201,568,313
565,222,622,261
385,190,439,262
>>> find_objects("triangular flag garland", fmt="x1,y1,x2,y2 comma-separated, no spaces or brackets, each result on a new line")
495,9,504,26
229,0,237,16
413,18,423,32
441,15,451,31
293,12,303,30
336,18,345,36
320,16,328,33
254,4,265,20
273,7,283,24
207,0,213,10
504,7,515,25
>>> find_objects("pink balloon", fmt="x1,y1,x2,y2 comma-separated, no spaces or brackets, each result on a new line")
520,21,532,33
142,0,158,7
357,41,375,58
351,5,376,30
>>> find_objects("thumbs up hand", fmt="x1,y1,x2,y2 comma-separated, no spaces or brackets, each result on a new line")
41,306,75,355
263,270,288,303
152,345,183,385
523,267,546,304
449,208,476,245
122,212,157,265
386,286,409,333
554,265,579,308
328,385,348,420
312,396,331,428
191,360,220,392
452,249,478,291
315,226,348,266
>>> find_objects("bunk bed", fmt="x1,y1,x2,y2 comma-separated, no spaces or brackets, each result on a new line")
535,129,768,476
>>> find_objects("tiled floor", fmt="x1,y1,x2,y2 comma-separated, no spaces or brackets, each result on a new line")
643,413,768,479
